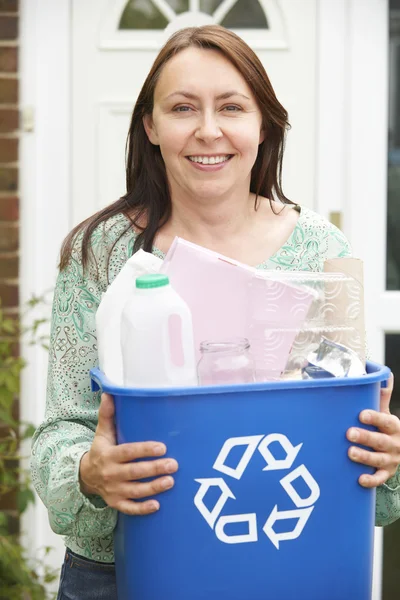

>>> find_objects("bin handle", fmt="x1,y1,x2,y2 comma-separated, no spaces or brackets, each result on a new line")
90,367,103,393
380,371,393,389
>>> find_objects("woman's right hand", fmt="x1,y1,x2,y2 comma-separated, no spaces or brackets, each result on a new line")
79,393,178,515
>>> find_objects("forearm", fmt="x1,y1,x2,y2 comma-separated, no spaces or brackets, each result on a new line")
31,423,117,538
375,465,400,527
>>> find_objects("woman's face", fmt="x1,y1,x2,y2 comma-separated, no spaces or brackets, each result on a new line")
143,47,264,202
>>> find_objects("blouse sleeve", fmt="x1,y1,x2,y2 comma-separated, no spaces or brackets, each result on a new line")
30,235,117,538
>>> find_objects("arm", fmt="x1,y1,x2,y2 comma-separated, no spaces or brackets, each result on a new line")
346,375,400,527
30,239,117,538
323,220,400,525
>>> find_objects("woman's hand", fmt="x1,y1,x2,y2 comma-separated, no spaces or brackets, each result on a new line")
346,374,400,487
79,393,178,515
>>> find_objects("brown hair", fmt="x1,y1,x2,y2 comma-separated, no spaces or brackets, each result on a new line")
60,24,292,273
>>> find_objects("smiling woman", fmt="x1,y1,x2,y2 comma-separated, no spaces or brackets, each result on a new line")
30,24,400,600
142,47,265,219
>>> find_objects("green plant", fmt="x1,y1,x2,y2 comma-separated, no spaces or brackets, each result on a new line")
0,295,57,599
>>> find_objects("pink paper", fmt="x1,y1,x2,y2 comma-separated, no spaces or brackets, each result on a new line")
161,238,315,381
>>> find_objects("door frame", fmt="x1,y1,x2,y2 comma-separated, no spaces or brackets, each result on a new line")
20,0,72,572
20,0,390,593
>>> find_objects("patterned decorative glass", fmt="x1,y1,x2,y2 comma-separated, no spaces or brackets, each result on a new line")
119,0,269,30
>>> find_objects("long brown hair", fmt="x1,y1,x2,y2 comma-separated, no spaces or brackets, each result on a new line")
60,25,292,273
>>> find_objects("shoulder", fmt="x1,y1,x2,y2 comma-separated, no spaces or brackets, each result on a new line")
297,206,352,260
66,212,135,287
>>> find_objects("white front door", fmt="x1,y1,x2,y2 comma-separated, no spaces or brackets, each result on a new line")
71,0,318,227
20,1,394,597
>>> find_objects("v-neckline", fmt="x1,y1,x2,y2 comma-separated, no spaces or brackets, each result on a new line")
122,205,304,269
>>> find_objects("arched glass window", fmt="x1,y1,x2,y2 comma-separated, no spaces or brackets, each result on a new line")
118,0,269,30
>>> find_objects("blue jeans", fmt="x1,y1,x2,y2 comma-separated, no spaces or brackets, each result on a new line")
57,548,118,600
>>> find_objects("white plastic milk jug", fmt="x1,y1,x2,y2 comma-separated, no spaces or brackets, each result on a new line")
121,273,197,388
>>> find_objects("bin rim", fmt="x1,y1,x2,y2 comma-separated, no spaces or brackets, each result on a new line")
90,361,391,398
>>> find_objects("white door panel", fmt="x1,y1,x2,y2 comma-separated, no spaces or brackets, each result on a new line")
72,0,317,227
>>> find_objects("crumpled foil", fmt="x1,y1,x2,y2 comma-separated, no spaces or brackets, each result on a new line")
303,337,366,379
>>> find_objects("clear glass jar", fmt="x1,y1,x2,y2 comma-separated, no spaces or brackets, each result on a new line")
197,338,256,386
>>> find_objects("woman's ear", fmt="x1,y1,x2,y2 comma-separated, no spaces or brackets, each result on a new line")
143,114,160,146
259,128,265,144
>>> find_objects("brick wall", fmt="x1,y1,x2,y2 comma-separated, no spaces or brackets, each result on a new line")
0,0,18,533
0,0,18,316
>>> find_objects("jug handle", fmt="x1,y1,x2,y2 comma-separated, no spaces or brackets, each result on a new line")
163,305,195,383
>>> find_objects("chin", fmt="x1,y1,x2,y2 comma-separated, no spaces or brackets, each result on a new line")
189,184,232,199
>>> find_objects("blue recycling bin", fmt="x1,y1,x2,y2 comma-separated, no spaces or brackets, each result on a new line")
90,361,390,600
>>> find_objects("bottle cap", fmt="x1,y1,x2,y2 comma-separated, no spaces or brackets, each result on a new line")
136,274,169,289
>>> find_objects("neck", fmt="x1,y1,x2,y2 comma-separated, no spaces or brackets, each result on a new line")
165,184,256,246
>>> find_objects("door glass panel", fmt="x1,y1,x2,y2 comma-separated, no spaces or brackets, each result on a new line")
387,0,400,289
200,0,222,13
220,0,268,28
382,333,400,599
119,0,170,29
119,0,269,30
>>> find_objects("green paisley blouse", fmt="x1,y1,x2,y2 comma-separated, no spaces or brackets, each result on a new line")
31,207,400,563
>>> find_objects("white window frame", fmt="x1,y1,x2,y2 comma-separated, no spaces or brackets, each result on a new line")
99,0,289,50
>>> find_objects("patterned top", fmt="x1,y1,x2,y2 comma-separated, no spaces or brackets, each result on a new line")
31,206,400,563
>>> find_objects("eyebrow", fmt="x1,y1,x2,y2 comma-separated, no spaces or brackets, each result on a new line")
164,90,251,101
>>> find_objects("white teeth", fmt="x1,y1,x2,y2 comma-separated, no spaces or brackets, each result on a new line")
188,155,230,164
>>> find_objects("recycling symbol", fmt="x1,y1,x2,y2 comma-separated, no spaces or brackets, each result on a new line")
194,434,320,549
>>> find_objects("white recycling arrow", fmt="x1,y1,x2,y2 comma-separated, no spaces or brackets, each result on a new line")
215,513,258,544
213,435,264,480
258,433,302,471
194,478,235,528
262,505,314,549
280,464,320,508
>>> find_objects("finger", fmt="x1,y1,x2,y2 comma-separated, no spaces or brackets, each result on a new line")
117,499,160,516
112,441,167,463
358,470,391,489
119,475,175,500
348,445,392,470
119,457,178,481
380,373,394,414
96,394,116,444
101,458,178,484
346,428,394,453
359,410,400,435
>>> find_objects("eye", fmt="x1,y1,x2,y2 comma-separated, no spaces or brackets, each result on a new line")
223,105,242,112
173,105,193,113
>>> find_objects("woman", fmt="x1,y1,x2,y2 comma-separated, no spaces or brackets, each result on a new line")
31,25,400,599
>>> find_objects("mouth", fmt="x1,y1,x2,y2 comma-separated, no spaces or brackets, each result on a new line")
185,154,234,165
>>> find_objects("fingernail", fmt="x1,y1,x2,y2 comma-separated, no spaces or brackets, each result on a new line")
149,501,159,511
350,447,360,459
166,460,177,473
362,411,372,423
153,444,166,455
349,428,359,442
161,476,174,489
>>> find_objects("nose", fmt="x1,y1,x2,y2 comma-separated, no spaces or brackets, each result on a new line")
194,112,223,143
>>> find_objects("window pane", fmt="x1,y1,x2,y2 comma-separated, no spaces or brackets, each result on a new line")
221,0,268,29
200,0,223,14
167,0,189,13
119,0,169,29
382,333,400,599
387,0,400,289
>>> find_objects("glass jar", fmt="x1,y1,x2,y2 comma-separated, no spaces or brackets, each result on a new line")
197,338,256,386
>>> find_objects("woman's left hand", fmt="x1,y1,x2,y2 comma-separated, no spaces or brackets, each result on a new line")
346,374,400,488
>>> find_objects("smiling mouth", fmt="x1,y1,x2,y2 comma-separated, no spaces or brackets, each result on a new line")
186,154,234,165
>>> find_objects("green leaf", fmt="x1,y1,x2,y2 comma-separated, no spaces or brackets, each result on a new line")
17,488,36,514
21,424,36,440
